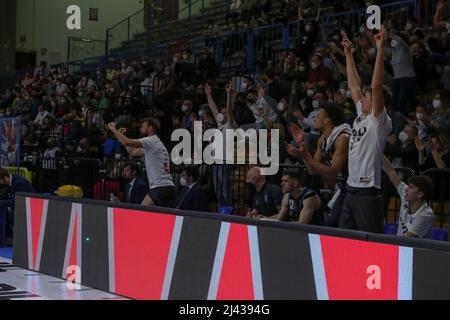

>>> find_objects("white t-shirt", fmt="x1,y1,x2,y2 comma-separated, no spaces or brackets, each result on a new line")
396,182,434,239
139,135,175,189
347,101,393,189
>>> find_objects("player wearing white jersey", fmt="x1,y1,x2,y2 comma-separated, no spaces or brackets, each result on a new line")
382,155,434,239
340,26,393,233
108,118,176,208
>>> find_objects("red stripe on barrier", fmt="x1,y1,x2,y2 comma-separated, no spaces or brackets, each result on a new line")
29,198,44,269
320,235,399,300
113,208,176,300
67,215,78,277
217,224,254,300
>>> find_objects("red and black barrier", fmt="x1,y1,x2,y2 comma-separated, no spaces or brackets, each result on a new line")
12,193,450,300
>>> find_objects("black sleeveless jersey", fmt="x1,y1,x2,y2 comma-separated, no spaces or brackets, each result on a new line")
321,134,348,191
287,188,324,226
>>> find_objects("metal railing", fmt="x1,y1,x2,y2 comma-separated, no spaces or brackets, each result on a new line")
15,1,417,83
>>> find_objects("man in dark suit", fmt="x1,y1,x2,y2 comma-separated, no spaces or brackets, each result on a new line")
174,166,209,212
122,162,149,205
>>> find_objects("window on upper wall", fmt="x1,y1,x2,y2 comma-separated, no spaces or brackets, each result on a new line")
89,8,99,21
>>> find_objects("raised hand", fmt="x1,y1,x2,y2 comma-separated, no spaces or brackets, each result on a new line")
415,137,425,152
108,122,117,131
204,83,212,95
225,82,233,96
290,123,305,145
374,25,386,50
341,32,353,55
286,144,307,160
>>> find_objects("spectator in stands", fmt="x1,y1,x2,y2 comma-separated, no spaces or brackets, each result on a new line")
241,86,277,130
34,105,51,126
382,155,434,239
296,7,321,61
385,30,416,115
307,54,333,88
121,161,149,205
264,69,283,103
196,47,218,84
278,171,324,225
417,130,450,171
385,124,420,174
174,166,209,212
430,93,450,129
246,167,283,219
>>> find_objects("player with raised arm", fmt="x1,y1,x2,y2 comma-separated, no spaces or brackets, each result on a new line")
108,118,176,208
338,26,393,233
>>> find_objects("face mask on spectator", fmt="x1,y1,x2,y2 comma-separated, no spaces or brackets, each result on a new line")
359,25,365,33
242,82,248,90
346,90,353,98
61,99,66,104
307,89,314,97
180,177,188,187
182,54,189,60
433,99,441,109
405,23,413,31
216,113,225,124
51,101,56,107
399,131,408,143
339,88,346,96
78,92,84,97
368,47,376,56
416,113,423,120
277,102,285,112
165,70,171,76
198,110,203,117
298,65,305,72
312,100,320,109
142,60,148,65
391,40,398,48
305,24,312,32
311,63,318,70
181,104,189,113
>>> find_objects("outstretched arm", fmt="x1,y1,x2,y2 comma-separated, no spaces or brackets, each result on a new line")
225,82,235,124
342,32,363,104
382,154,401,189
372,26,386,118
204,83,220,119
108,123,143,149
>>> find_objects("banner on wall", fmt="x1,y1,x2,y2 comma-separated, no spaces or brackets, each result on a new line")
0,117,21,168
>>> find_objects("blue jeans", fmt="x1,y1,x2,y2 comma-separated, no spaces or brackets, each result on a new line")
212,164,233,207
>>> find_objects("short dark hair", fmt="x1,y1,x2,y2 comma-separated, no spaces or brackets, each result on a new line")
142,118,161,133
123,161,139,175
320,102,344,127
282,170,302,183
182,166,199,181
408,176,434,202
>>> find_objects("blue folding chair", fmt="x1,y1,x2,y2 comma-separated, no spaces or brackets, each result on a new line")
383,223,399,235
432,229,449,242
218,207,235,216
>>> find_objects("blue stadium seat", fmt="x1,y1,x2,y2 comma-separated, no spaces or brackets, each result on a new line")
432,229,449,242
218,207,235,216
383,224,399,235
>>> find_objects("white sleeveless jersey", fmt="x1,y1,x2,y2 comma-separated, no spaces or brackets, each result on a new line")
347,101,393,189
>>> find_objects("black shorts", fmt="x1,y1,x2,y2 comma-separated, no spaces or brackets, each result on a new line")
339,185,384,234
148,186,176,208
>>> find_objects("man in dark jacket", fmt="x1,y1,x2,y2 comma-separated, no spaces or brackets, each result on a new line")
174,166,209,212
122,161,149,205
0,168,35,243
385,125,420,174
